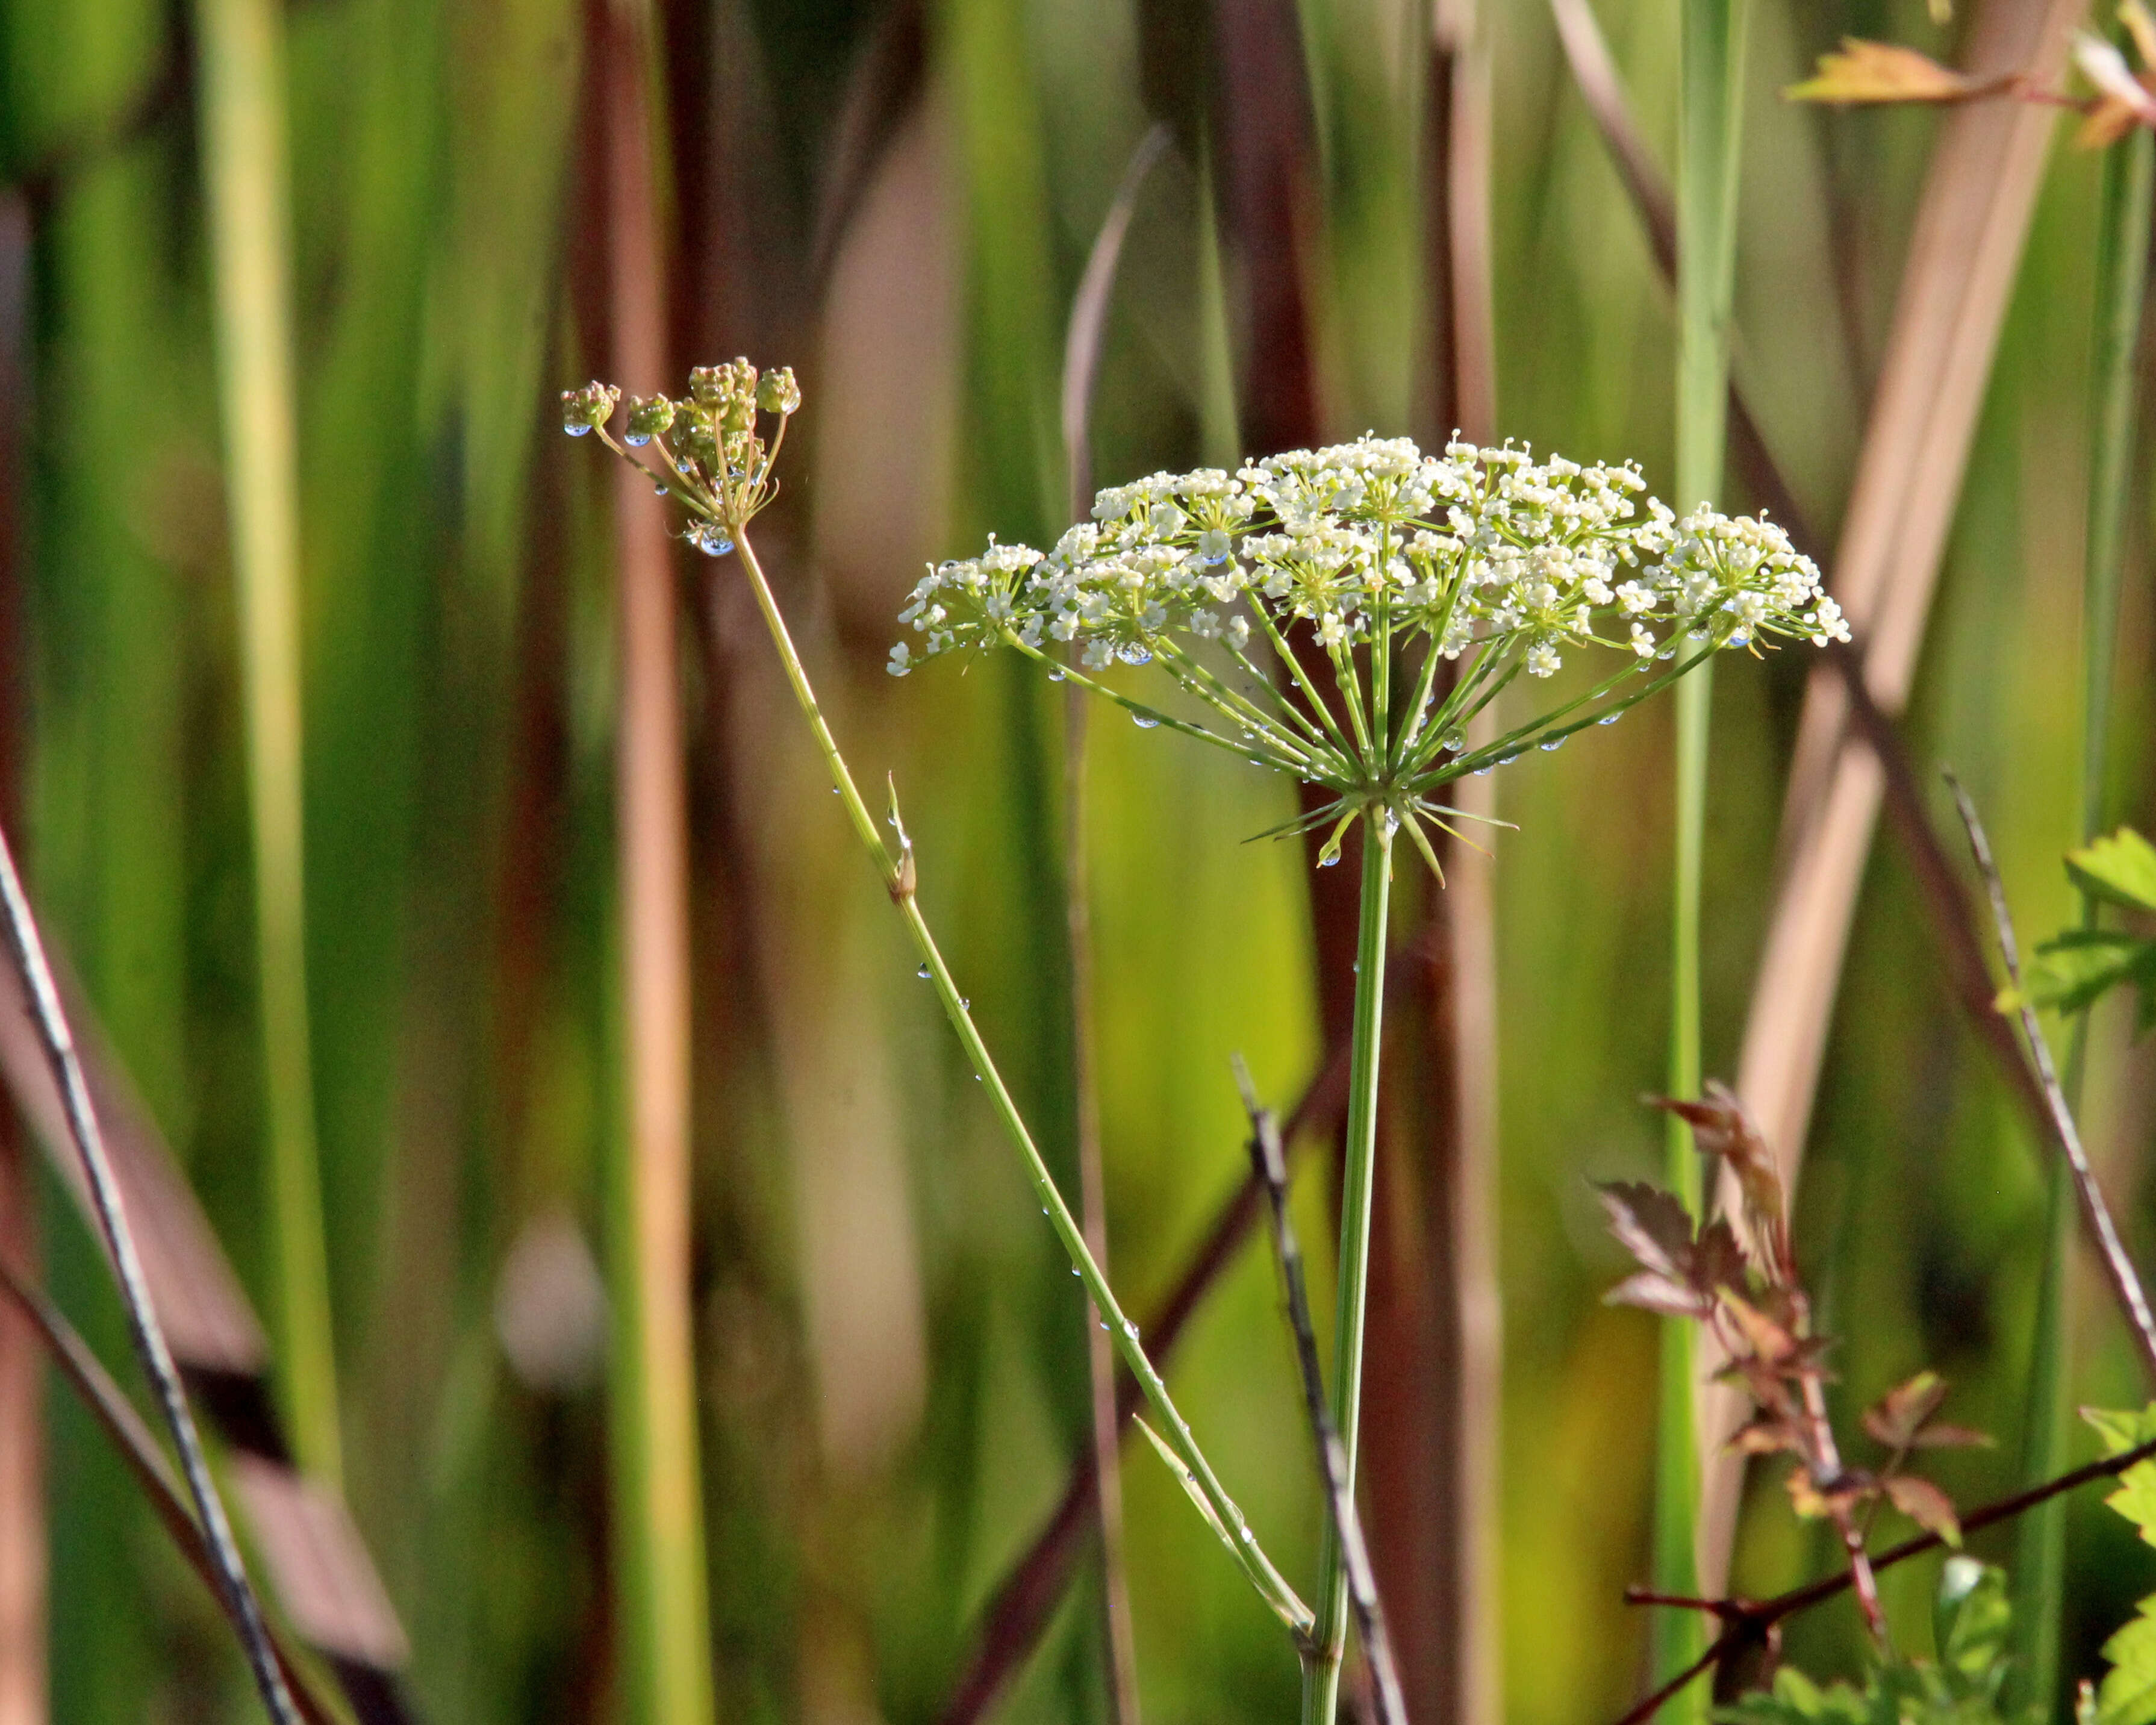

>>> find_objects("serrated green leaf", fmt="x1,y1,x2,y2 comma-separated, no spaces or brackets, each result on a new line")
2067,828,2156,915
2022,929,2156,1018
2083,1408,2156,1722
2095,1608,2156,1725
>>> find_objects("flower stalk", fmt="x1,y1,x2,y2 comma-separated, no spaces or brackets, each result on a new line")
563,364,1312,1636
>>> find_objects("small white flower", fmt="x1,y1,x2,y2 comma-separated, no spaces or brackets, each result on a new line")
1526,641,1560,677
1082,639,1115,672
886,641,913,676
1225,614,1250,650
1630,623,1656,658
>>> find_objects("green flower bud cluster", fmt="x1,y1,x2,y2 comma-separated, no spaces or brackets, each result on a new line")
560,359,802,552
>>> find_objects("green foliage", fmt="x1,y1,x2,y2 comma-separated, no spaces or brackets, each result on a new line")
2013,829,2156,1033
2080,1407,2156,1725
1717,1563,2034,1725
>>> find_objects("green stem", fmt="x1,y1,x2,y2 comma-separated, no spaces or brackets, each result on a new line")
1303,814,1394,1725
2011,119,2152,1717
194,0,341,1489
728,530,1310,1634
1659,0,1744,1695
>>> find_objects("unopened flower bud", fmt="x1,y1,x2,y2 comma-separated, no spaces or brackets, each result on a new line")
625,394,675,447
718,390,756,436
561,381,618,436
756,366,800,416
688,366,726,405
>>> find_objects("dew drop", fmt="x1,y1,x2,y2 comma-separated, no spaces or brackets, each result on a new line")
1317,852,1341,868
1539,737,1564,752
1133,713,1160,730
1123,1320,1139,1338
1118,643,1153,667
917,964,931,979
1473,766,1493,776
1441,730,1465,752
1048,667,1067,682
961,997,971,1009
701,531,734,558
1072,1267,1081,1276
565,422,593,437
624,431,651,448
1598,713,1621,726
653,482,670,496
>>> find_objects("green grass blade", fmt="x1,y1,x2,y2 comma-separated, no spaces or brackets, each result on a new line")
1660,0,1746,1707
192,0,341,1491
2012,118,2154,1718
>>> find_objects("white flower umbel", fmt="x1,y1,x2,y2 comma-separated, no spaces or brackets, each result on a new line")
893,435,1841,880
895,435,1840,1725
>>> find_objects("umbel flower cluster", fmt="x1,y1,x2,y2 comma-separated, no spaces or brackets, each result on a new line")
891,437,1844,876
562,357,800,554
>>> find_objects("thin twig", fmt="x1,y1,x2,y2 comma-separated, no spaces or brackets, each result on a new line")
0,1260,335,1725
1235,1057,1409,1725
0,821,301,1725
1612,1430,2156,1724
1943,772,2156,1379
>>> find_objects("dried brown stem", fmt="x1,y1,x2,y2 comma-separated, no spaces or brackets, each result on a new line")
1236,1059,1409,1725
1614,1430,2156,1724
0,1261,337,1725
1945,774,2156,1379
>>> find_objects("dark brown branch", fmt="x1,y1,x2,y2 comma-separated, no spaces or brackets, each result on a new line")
0,1261,337,1725
1945,773,2156,1378
1613,1431,2156,1723
1236,1058,1409,1725
0,821,299,1724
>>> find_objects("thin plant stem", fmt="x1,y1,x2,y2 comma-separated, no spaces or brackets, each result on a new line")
1945,774,2156,1377
1236,1061,1407,1725
724,528,1312,1635
0,1260,337,1725
2014,119,2153,1715
192,0,341,1491
1660,0,1746,1696
1304,815,1395,1725
0,820,301,1725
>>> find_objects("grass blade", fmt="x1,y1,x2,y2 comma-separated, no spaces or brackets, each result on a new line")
2013,118,2154,1717
593,8,716,1725
1656,0,1747,1710
191,0,342,1492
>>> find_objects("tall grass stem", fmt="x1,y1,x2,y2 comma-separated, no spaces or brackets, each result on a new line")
192,0,341,1491
1661,0,1746,1703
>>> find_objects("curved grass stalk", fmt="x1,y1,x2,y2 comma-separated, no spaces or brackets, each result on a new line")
724,527,1313,1638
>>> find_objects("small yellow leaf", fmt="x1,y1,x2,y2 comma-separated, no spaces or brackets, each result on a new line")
1787,39,1984,103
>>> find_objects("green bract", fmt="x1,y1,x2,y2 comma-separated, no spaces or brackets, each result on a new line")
891,436,1844,875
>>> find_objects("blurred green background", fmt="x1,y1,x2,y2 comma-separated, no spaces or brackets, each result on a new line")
0,0,2152,1721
